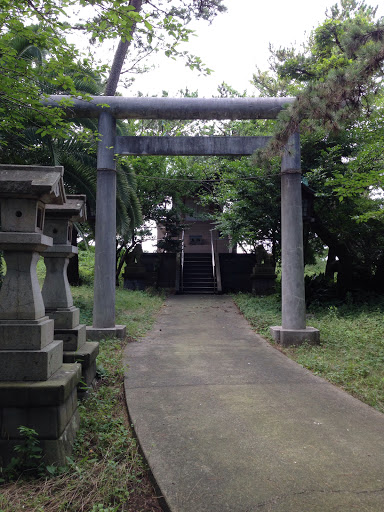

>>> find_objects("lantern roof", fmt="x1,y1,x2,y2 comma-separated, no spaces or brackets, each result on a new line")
45,195,87,222
0,165,65,204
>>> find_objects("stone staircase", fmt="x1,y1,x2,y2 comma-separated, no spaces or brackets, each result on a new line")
182,253,217,294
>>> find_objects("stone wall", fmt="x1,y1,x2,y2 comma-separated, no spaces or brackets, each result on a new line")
129,253,270,293
124,253,178,290
219,254,256,293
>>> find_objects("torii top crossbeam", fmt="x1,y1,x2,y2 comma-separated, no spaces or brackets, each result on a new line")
46,96,295,120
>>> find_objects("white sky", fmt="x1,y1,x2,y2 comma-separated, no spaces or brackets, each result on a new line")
125,0,383,97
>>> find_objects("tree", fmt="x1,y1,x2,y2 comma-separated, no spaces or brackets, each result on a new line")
0,25,144,284
255,0,384,163
208,159,281,257
0,1,227,135
104,1,227,95
0,25,143,236
249,0,384,295
0,1,103,136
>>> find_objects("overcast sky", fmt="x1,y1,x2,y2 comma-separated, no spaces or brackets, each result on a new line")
125,0,383,97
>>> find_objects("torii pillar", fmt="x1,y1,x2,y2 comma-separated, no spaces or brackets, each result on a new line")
86,111,126,340
270,133,319,346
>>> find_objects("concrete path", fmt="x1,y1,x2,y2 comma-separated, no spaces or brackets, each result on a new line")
124,295,384,512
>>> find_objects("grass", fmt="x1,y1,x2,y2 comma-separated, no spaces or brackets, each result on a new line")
72,285,165,336
0,284,165,512
233,292,384,413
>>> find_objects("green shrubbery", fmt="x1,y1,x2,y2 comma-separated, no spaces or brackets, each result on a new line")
78,247,96,285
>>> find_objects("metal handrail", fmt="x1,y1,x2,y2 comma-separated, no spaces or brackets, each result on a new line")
181,230,185,293
210,229,217,292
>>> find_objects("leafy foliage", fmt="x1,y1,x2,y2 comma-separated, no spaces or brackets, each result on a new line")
244,1,384,294
0,27,143,241
0,1,227,135
255,0,384,163
1,2,98,136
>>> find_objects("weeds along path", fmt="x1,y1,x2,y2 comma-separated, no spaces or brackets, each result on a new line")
0,287,165,512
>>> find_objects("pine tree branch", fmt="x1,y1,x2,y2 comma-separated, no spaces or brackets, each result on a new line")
254,25,384,166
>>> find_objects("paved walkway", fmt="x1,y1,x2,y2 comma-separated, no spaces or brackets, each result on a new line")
124,295,384,512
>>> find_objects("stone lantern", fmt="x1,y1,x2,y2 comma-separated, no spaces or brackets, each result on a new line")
42,195,99,390
0,164,81,465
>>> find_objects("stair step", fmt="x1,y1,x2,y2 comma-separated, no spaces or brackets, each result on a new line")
184,268,213,271
184,269,214,274
183,286,216,291
184,259,212,263
183,262,212,266
183,273,214,278
184,254,211,257
184,257,212,260
182,254,216,294
184,284,215,289
183,291,216,294
184,270,212,274
183,278,215,283
183,276,215,280
183,279,214,282
183,291,217,294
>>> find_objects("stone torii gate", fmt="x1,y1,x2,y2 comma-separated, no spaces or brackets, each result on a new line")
47,96,319,346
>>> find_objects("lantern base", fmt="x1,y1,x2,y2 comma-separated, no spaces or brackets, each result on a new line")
46,306,80,329
0,317,54,350
0,363,80,466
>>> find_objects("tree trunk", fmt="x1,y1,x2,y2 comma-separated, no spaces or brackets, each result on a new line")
116,239,136,285
104,0,143,96
311,218,354,296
